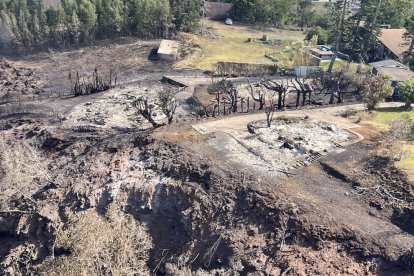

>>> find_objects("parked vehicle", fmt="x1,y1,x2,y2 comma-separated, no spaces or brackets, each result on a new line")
225,18,233,25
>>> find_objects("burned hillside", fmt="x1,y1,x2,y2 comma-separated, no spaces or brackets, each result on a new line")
1,5,414,273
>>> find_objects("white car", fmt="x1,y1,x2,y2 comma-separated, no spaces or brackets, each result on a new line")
225,18,233,25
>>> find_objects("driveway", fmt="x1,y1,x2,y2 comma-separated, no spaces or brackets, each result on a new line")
192,102,402,135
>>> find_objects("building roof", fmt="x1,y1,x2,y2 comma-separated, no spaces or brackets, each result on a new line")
376,28,410,58
157,40,180,56
204,1,234,20
369,59,414,82
309,47,334,56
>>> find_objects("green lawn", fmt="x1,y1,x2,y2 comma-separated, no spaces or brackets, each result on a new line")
363,106,414,181
371,106,414,125
396,143,414,182
176,20,305,70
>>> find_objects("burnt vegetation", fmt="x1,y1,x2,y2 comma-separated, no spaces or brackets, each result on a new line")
1,0,414,274
69,68,116,96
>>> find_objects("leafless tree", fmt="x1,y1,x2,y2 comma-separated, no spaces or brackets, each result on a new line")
69,68,117,96
265,90,278,127
218,79,239,113
211,79,239,115
291,77,314,107
310,65,369,105
134,96,160,128
158,89,178,124
311,71,341,105
246,80,265,110
261,79,291,110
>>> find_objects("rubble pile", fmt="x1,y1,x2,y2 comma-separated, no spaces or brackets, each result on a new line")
196,25,222,40
210,117,353,175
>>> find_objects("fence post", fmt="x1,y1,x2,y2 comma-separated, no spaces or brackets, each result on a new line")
247,98,250,112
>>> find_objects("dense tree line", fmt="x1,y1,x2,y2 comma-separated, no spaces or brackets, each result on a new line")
229,0,297,26
344,0,414,61
223,0,414,33
0,0,202,55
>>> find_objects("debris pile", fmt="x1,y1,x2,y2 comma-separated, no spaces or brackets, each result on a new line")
209,117,353,176
197,25,221,40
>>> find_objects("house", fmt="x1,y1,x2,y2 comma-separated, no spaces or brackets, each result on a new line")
203,1,234,20
369,59,414,96
374,28,411,61
157,40,180,62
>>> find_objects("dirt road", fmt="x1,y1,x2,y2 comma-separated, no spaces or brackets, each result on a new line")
192,102,402,134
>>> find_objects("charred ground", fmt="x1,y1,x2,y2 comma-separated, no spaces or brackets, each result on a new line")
1,37,414,275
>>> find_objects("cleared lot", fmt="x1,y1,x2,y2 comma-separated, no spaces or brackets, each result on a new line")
177,20,305,70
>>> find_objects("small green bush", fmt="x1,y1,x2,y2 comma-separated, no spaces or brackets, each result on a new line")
305,27,328,45
399,79,414,108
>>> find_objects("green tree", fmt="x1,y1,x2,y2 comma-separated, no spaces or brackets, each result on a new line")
17,4,33,53
297,0,315,31
61,0,78,19
399,79,414,108
305,27,328,45
46,4,67,48
78,0,97,43
158,0,171,37
405,14,414,55
362,75,392,110
30,9,42,49
378,0,414,28
97,0,124,38
0,0,207,54
0,11,14,54
169,0,202,32
69,10,80,45
231,0,297,26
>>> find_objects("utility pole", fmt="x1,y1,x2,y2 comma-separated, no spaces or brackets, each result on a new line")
327,0,348,74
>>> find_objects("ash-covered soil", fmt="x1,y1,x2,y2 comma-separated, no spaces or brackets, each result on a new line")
207,117,353,176
0,52,413,275
1,102,414,275
62,84,169,130
10,40,201,95
0,59,44,101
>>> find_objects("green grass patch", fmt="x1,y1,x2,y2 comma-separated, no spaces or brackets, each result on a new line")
177,20,305,70
371,106,414,126
362,106,414,181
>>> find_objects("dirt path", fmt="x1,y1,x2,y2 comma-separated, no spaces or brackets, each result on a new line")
192,102,402,135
